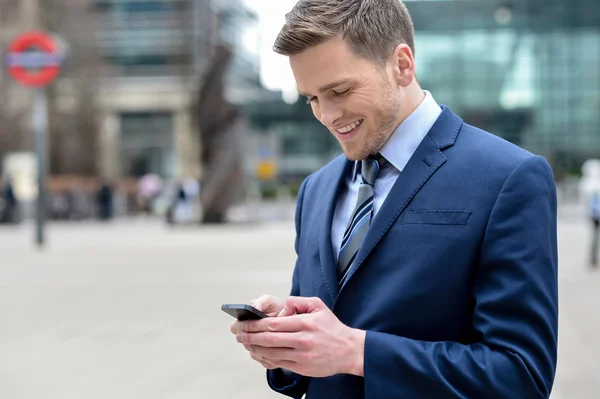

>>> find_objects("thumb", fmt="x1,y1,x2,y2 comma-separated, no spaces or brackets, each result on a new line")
249,295,284,317
283,296,326,315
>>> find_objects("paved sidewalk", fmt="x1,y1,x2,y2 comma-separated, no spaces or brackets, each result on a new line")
0,211,598,398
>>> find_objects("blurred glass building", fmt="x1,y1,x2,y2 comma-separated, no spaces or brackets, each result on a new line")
410,0,600,177
253,0,600,182
2,0,599,187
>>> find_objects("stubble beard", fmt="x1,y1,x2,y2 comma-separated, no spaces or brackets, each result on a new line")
345,88,401,161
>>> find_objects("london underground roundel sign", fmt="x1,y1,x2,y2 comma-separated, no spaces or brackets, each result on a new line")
5,32,63,88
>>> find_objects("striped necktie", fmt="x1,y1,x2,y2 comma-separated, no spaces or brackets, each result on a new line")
337,154,385,285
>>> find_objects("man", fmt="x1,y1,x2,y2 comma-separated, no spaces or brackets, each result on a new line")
586,190,600,267
231,0,558,398
0,176,18,224
579,160,600,267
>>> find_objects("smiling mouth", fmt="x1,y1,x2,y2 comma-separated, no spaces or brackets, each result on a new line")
335,119,363,134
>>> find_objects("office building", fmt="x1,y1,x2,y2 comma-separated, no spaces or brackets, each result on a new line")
92,0,262,179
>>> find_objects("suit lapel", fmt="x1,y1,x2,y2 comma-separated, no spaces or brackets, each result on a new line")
338,106,463,294
317,156,353,306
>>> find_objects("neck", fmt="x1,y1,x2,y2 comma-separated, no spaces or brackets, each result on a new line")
396,83,425,126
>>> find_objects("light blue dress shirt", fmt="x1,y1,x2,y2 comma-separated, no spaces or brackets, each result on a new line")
331,91,443,263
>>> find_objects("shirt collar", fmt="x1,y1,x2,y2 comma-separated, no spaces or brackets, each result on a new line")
352,90,442,181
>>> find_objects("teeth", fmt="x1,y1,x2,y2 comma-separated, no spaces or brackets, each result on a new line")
337,119,362,134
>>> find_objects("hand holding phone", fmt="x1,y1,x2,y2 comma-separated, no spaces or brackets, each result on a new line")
227,296,286,337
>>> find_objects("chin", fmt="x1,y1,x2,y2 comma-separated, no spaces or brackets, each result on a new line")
340,145,367,161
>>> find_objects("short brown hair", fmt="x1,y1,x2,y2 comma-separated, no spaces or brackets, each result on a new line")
274,0,415,65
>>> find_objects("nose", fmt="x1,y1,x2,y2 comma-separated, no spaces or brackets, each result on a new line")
315,100,343,128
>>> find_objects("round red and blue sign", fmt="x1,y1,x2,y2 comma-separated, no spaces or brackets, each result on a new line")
5,31,63,88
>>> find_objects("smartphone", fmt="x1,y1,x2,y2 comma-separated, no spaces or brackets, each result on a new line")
221,304,269,321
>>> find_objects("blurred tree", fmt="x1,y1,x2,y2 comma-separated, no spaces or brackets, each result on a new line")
192,44,245,224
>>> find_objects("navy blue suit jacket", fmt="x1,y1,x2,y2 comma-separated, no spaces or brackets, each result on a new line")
267,106,558,398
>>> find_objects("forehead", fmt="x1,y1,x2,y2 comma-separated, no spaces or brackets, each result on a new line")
289,36,377,93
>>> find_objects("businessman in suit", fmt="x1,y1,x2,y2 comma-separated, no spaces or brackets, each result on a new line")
230,0,558,397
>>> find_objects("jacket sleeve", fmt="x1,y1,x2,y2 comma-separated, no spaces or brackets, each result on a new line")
266,176,311,398
364,155,559,398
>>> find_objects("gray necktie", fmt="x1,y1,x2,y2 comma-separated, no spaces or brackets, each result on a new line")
337,155,385,285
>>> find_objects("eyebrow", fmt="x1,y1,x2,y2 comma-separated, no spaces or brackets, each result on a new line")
298,78,354,97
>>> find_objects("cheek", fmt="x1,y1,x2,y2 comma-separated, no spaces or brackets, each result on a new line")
311,103,321,121
352,93,378,116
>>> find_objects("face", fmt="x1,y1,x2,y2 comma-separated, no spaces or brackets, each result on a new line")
290,36,407,161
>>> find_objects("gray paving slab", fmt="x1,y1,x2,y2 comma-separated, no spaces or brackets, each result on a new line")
0,208,598,398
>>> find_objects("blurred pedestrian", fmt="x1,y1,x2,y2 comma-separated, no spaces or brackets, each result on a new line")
579,159,600,268
96,179,114,221
589,192,600,267
137,174,163,215
0,176,18,224
176,181,189,222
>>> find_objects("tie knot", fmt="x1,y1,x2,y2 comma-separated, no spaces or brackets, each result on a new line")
371,153,388,167
360,154,385,186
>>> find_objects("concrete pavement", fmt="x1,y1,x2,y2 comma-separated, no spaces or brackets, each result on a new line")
0,209,598,398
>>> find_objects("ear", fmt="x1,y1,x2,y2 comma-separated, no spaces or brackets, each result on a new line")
390,44,415,87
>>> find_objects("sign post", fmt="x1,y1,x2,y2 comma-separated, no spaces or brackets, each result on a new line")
256,148,277,181
5,32,64,247
32,90,48,246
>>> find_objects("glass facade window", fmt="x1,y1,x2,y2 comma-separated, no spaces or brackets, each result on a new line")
407,0,600,173
120,112,175,178
93,0,192,77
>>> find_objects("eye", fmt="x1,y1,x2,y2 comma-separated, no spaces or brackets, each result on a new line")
333,88,350,97
305,96,318,104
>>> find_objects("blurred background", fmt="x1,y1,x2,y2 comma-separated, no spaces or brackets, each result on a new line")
0,0,599,398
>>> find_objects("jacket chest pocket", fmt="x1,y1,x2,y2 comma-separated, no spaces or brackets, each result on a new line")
401,210,471,225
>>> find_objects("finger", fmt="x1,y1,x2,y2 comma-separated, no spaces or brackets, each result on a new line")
277,306,298,317
284,296,326,315
249,295,281,316
249,295,269,310
249,351,280,369
245,344,280,369
238,318,270,333
260,359,279,370
252,353,298,373
230,320,242,335
237,332,309,349
249,345,298,362
240,314,310,333
276,360,298,372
